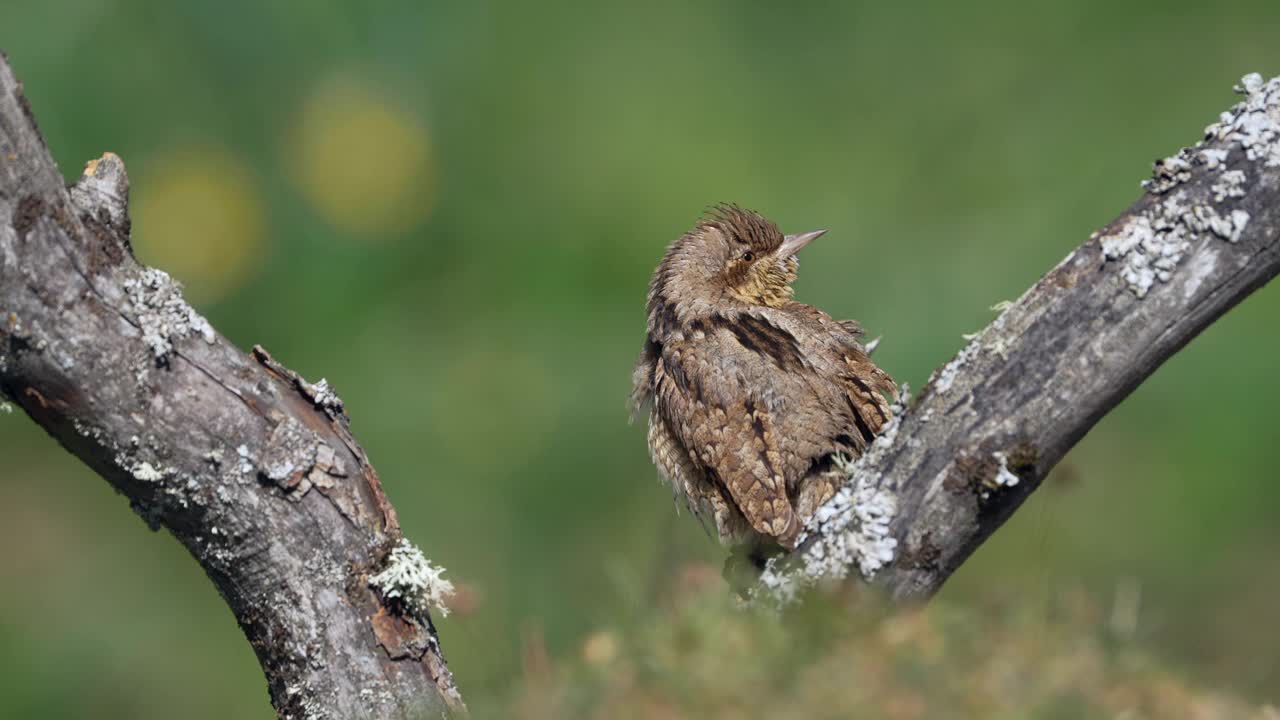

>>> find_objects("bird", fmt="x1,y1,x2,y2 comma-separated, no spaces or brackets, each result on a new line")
631,204,896,559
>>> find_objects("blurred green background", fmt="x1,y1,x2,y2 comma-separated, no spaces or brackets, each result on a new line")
2,1,1279,717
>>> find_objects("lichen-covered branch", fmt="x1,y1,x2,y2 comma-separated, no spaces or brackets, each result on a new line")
0,54,462,718
760,73,1280,603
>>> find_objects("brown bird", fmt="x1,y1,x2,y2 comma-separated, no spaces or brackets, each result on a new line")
631,204,896,556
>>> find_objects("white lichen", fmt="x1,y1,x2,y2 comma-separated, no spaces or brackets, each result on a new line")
1211,72,1280,167
1212,169,1247,201
1107,73,1276,297
1230,209,1251,237
122,268,217,363
132,461,166,482
931,341,979,394
756,554,801,606
799,386,910,578
803,451,901,578
305,378,344,413
982,451,1021,500
1141,149,1194,193
1182,202,1250,244
753,385,913,607
1100,215,1180,298
235,444,255,475
112,442,172,484
1103,186,1250,298
891,382,911,416
1200,147,1229,169
369,539,455,618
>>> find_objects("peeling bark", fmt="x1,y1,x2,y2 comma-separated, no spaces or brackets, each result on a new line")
759,73,1280,603
0,55,461,718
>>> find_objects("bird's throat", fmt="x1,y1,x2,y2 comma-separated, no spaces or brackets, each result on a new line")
729,270,795,308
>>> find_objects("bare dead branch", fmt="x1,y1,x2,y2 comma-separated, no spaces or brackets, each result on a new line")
0,54,462,719
759,72,1280,604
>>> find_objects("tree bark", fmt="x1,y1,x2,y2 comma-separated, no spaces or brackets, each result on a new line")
0,55,462,718
758,72,1280,603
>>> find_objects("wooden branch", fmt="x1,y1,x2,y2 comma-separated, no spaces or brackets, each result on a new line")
0,55,462,718
760,72,1280,603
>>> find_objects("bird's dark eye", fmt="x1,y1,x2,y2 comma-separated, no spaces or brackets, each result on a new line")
742,251,755,262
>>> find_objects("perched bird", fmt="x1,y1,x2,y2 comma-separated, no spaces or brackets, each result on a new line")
631,204,896,555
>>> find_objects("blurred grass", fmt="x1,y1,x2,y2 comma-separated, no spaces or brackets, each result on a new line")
2,1,1279,716
479,570,1279,720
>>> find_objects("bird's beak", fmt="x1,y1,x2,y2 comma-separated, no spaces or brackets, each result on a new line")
778,229,827,259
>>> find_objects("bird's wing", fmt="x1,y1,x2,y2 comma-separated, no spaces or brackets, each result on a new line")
838,342,896,444
827,314,896,442
771,303,897,450
651,307,896,548
722,304,896,454
646,407,743,541
652,323,801,546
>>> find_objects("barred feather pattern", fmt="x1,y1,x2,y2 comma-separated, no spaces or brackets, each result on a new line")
633,205,895,550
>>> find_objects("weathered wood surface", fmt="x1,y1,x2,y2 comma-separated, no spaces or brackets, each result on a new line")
0,54,462,719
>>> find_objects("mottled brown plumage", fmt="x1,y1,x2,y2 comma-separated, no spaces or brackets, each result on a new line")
632,204,896,551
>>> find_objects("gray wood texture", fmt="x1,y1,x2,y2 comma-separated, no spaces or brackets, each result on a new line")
0,54,462,719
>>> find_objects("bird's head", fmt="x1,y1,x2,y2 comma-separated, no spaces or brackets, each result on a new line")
647,205,824,333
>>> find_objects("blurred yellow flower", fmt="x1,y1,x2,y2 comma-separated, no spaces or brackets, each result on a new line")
581,631,619,666
288,72,435,239
132,145,265,304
